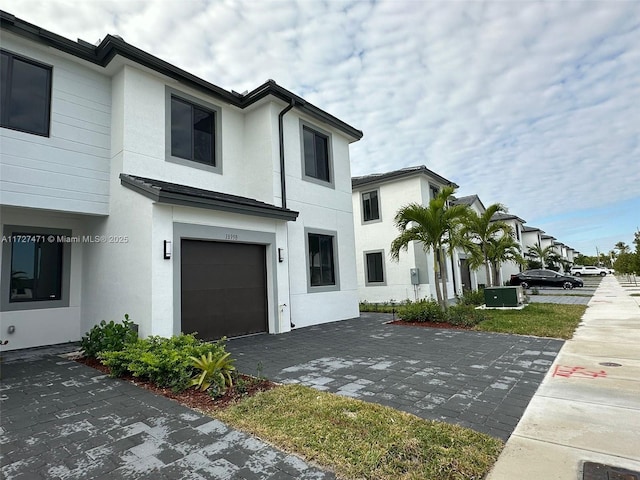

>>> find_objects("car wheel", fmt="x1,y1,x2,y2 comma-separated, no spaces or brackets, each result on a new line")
563,282,574,290
600,271,606,276
520,281,529,289
574,272,581,276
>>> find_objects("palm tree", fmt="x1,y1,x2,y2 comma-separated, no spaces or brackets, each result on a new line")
390,185,468,310
614,242,630,255
460,204,510,287
485,232,525,286
526,244,555,269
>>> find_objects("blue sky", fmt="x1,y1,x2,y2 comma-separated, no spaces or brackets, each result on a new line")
2,0,638,256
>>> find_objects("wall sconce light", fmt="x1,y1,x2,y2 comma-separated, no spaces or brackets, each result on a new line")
278,248,284,263
164,240,172,259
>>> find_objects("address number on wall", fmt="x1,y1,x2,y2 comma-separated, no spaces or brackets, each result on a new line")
225,233,238,241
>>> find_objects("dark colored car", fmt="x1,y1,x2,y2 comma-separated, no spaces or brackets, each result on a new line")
509,269,584,289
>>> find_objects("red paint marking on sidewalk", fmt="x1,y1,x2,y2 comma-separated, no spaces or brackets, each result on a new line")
552,365,607,379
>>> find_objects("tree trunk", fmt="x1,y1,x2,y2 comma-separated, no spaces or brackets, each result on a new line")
432,250,444,308
484,251,492,287
440,247,449,310
492,261,500,286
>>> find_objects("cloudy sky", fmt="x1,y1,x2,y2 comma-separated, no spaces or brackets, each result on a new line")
3,0,639,256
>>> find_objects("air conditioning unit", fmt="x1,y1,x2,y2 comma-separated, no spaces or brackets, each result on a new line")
484,286,524,307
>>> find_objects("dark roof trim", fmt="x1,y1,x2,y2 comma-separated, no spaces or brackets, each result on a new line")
352,165,458,189
491,212,526,224
1,10,362,141
120,174,299,221
451,194,487,211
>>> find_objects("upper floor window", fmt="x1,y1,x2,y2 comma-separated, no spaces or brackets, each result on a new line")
166,88,222,174
362,190,380,222
302,124,332,184
429,184,439,200
0,50,52,136
171,96,215,165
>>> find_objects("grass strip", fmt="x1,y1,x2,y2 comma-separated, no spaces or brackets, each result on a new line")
475,303,586,339
213,384,503,480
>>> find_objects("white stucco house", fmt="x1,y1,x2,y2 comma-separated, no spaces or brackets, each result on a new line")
0,11,362,350
489,212,526,285
351,166,461,304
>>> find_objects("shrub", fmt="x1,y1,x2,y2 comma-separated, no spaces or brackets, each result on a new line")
100,334,228,392
190,351,236,395
457,289,485,307
80,314,138,358
447,305,488,327
398,300,446,323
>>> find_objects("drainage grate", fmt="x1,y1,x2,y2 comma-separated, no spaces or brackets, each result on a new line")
583,461,640,480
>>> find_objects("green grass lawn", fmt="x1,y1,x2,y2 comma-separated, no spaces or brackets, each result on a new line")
475,303,586,339
213,384,503,480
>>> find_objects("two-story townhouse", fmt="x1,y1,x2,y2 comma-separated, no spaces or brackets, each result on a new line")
522,225,544,256
351,166,459,304
489,212,526,285
450,194,486,291
0,11,362,350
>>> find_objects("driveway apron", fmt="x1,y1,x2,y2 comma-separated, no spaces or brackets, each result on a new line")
0,350,335,480
228,313,564,440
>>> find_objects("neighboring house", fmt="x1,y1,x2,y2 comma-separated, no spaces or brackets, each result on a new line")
450,194,486,291
522,225,544,255
540,234,557,251
0,12,362,350
351,166,460,303
490,212,526,285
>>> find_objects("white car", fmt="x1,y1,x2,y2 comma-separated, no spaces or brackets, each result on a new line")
569,265,607,277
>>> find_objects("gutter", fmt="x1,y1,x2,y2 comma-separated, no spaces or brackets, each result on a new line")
278,99,296,209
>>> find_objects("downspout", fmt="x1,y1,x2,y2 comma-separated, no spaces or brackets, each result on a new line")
450,254,458,297
278,99,295,209
278,100,295,329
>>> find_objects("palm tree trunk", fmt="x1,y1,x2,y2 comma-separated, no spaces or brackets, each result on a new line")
484,251,492,287
432,250,444,308
440,247,449,310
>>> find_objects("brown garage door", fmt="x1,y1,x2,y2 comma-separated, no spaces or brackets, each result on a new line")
181,239,267,340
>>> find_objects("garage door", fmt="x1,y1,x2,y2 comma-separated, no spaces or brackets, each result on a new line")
181,239,267,340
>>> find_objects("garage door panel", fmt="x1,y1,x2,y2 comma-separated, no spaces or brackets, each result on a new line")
181,240,267,341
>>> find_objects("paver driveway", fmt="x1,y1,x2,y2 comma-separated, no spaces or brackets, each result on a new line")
228,313,564,440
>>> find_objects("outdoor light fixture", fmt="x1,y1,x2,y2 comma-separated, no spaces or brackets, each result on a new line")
278,248,284,263
164,240,172,259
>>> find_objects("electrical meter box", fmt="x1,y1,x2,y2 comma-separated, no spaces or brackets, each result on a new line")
410,268,419,285
484,286,524,307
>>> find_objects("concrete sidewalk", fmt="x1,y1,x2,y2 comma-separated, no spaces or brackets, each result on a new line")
487,275,640,479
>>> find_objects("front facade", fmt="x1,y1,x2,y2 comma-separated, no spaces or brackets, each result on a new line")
490,212,526,285
351,166,460,303
0,12,362,350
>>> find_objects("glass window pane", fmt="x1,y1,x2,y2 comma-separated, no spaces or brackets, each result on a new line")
171,97,192,160
303,128,316,178
309,233,335,286
9,237,62,302
1,52,9,120
5,57,50,135
35,241,63,300
193,107,214,165
10,241,36,301
366,253,383,283
370,191,379,219
315,134,329,181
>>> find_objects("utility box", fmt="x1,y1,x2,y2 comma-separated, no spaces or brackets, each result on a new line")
410,268,420,285
484,286,524,307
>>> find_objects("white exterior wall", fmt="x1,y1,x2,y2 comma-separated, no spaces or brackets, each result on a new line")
284,112,359,327
352,175,456,303
0,207,86,350
497,218,525,285
0,33,111,216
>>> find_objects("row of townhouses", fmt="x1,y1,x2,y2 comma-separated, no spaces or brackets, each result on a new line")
0,12,576,351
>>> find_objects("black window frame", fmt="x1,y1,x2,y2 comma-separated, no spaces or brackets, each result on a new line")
362,190,380,222
365,251,385,285
306,230,339,291
301,122,333,186
0,49,52,137
170,95,216,166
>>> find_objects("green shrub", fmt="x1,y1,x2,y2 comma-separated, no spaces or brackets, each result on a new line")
457,289,485,306
80,314,138,358
190,351,235,395
398,300,446,323
447,305,488,327
100,334,228,392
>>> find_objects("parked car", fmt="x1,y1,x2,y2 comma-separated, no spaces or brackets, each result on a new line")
569,265,607,277
509,269,584,289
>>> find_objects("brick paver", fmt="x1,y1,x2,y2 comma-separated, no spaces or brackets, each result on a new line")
228,314,564,440
0,352,334,480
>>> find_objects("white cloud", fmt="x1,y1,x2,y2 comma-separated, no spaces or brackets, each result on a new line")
2,0,638,254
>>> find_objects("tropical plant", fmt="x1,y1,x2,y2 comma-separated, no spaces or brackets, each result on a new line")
526,244,555,270
485,230,525,286
459,204,511,287
397,299,447,323
190,351,236,394
390,185,469,310
80,315,138,358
